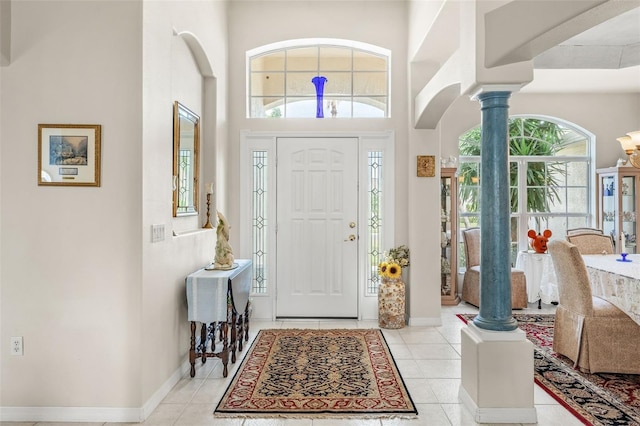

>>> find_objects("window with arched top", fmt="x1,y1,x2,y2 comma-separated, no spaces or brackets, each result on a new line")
457,116,595,266
247,39,390,118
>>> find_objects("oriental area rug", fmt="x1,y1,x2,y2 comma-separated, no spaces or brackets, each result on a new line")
457,313,640,426
214,328,417,419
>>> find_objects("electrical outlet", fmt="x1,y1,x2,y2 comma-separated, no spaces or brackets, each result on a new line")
11,336,23,356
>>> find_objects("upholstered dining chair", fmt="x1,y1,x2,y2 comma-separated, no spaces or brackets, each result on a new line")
460,227,528,309
566,227,604,236
547,239,640,374
566,233,614,254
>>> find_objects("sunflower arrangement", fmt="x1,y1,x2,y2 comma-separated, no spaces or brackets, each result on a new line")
378,245,409,280
379,261,402,279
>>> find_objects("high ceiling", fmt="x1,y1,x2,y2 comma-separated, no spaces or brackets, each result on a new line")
534,6,640,69
524,6,640,93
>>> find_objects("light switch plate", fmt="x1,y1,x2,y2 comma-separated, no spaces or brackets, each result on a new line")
151,224,165,242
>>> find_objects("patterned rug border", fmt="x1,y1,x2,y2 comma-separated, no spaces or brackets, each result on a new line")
214,328,418,419
457,313,640,426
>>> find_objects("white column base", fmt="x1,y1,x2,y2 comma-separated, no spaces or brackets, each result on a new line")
459,322,537,424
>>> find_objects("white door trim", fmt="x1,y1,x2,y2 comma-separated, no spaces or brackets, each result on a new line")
239,130,395,321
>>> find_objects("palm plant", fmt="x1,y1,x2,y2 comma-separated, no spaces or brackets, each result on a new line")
458,118,567,229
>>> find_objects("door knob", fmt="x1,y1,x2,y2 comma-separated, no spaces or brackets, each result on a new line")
349,222,356,228
344,234,356,241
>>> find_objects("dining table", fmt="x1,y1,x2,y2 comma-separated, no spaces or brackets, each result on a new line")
581,253,640,326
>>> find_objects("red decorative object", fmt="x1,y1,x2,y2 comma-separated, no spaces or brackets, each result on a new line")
528,229,552,253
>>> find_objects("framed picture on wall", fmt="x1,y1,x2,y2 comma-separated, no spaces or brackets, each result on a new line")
38,124,102,186
416,155,436,177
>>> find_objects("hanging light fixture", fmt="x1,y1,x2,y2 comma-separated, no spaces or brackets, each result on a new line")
618,131,640,168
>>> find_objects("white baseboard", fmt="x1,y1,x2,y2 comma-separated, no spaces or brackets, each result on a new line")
0,358,191,423
0,406,143,423
141,358,192,419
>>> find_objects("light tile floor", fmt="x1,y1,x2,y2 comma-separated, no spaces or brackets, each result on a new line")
2,303,585,426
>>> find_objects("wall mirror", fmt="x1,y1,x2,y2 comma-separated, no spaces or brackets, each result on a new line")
173,101,200,217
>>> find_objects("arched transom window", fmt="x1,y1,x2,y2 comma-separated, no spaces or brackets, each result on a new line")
247,39,390,118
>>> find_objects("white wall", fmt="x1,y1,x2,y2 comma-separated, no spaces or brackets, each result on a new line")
406,0,455,325
0,0,229,419
140,0,228,409
1,0,144,408
406,125,443,325
140,1,226,402
407,0,446,62
439,93,640,169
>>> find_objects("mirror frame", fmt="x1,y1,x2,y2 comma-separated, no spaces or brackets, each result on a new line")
173,101,200,217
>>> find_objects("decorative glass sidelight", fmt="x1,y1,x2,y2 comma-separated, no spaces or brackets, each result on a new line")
252,151,268,294
366,151,384,296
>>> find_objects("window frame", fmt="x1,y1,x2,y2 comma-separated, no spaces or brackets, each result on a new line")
457,116,596,266
246,38,391,119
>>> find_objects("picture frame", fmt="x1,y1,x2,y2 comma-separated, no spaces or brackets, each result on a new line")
38,124,102,186
416,155,436,177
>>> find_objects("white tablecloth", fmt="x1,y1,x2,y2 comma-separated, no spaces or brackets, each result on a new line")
186,259,252,323
582,254,640,326
515,251,558,304
582,254,640,279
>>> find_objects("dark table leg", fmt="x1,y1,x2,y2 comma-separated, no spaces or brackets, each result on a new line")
230,309,238,364
221,321,229,377
189,322,196,377
200,323,208,363
244,303,250,342
237,314,244,352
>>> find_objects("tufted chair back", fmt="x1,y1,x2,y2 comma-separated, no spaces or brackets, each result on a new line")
566,233,614,255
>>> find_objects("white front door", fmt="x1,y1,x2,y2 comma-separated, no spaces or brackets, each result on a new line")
276,137,359,318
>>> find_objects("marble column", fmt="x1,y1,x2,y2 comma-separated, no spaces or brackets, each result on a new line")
473,91,518,332
459,92,535,424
